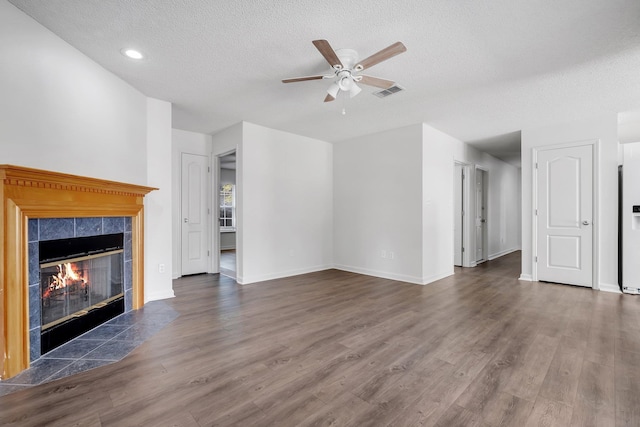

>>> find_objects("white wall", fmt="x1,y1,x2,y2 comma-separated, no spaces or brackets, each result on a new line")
334,124,426,283
334,123,521,285
220,168,236,186
421,124,458,282
171,129,212,278
220,232,236,250
145,98,174,301
521,114,619,291
0,1,172,302
0,0,146,185
240,122,333,283
622,142,640,290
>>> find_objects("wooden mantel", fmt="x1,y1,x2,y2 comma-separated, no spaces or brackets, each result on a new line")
0,165,156,379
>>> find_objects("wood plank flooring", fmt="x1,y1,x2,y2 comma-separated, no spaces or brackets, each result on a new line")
2,251,640,426
219,250,236,280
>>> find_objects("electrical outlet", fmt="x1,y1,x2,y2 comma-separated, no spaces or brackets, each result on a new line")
158,263,165,274
390,251,395,260
381,250,387,258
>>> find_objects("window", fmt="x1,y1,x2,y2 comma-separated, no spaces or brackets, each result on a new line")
219,183,235,230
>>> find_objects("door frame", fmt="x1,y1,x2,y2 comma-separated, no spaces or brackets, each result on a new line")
474,166,489,265
532,139,600,289
213,148,238,277
454,161,473,268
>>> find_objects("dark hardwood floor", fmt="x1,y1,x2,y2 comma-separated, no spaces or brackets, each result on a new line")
2,251,640,426
219,249,236,279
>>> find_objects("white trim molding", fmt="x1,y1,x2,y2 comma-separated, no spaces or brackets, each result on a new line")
489,247,521,261
599,283,622,294
237,265,333,285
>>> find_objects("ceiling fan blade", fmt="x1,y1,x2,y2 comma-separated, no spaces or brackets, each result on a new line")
282,75,325,83
357,42,407,70
324,94,336,102
313,40,343,69
358,75,395,89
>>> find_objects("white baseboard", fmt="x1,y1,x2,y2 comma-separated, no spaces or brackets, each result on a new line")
488,247,520,261
333,264,423,285
237,264,333,285
516,277,622,293
333,264,453,286
144,289,176,302
421,270,455,285
598,283,622,294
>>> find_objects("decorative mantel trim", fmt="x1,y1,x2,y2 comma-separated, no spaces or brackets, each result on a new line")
0,165,156,380
1,164,154,197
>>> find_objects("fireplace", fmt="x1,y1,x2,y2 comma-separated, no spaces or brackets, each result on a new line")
1,165,156,380
39,233,125,354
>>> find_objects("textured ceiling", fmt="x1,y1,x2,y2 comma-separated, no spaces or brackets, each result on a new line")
8,0,640,166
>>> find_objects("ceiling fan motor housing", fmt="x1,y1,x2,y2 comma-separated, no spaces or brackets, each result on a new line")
334,49,359,70
334,49,360,92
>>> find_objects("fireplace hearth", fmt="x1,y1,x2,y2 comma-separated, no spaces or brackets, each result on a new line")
39,233,125,354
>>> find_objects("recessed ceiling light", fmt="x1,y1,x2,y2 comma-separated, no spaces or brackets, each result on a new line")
121,48,144,60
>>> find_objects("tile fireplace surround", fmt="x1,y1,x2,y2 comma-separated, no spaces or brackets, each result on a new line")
0,165,156,380
28,216,133,361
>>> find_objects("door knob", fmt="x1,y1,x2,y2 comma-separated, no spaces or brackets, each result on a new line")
184,218,189,223
582,220,590,226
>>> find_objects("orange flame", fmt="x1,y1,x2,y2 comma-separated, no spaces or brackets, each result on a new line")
44,263,87,299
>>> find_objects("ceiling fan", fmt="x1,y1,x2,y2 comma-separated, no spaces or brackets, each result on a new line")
282,40,407,102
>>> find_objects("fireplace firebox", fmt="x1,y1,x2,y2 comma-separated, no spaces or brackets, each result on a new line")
39,233,125,354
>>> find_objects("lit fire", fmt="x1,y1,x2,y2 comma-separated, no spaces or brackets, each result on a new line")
42,263,87,299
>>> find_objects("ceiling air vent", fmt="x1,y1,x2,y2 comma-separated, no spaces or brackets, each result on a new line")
373,85,404,98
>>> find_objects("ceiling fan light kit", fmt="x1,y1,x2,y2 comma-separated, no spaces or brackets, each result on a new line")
348,82,362,98
282,39,406,103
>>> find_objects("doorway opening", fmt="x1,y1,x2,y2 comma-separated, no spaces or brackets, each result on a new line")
218,151,237,279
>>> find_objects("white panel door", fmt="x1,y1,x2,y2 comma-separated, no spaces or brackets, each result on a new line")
537,145,593,287
454,164,463,266
181,153,209,275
